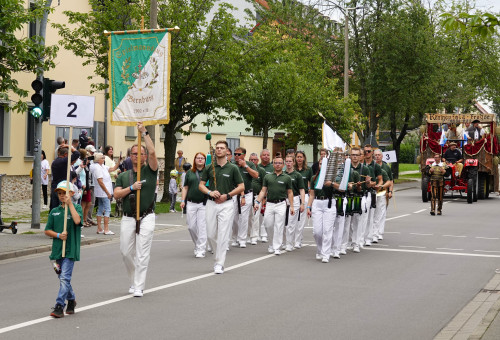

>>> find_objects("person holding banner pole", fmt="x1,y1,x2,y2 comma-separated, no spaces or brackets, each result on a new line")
373,150,393,241
114,122,158,297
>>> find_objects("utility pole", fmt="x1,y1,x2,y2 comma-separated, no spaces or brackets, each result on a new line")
145,0,158,145
31,0,53,229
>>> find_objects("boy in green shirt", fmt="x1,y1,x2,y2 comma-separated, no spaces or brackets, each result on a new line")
45,180,83,318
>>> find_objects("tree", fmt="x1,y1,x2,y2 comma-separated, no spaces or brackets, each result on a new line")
0,0,58,112
54,0,244,202
441,11,499,38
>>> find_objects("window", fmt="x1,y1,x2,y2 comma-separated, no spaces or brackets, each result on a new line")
26,109,35,157
0,104,9,157
126,126,136,140
227,138,240,154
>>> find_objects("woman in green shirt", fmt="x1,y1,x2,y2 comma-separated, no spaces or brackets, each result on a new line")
294,151,312,249
180,152,209,258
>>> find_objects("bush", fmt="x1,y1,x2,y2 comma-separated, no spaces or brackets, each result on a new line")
399,143,416,163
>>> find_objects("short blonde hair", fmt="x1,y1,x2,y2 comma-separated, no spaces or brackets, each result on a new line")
94,152,104,162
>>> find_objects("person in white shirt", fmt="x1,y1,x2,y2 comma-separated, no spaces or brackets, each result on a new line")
41,150,50,208
92,153,120,234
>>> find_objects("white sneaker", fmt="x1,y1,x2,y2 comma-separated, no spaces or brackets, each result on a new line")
322,257,329,263
261,237,268,243
195,252,205,258
365,240,372,246
231,241,238,247
128,286,135,294
315,254,322,260
294,243,301,249
378,235,384,240
280,244,286,250
333,252,340,259
274,250,281,255
285,245,293,252
207,246,213,253
239,242,246,248
372,237,378,243
251,238,258,245
340,249,347,255
169,210,176,213
133,289,143,297
214,264,224,274
268,246,274,254
353,246,360,253
347,245,353,251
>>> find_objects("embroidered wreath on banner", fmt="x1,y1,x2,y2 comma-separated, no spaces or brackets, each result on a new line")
121,57,132,88
121,58,158,91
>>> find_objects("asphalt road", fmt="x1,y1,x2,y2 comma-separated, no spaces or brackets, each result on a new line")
0,186,499,339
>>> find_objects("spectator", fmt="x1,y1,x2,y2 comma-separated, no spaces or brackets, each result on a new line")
79,129,89,149
175,150,187,173
41,150,50,209
85,144,97,226
169,170,178,212
92,152,119,235
50,146,80,211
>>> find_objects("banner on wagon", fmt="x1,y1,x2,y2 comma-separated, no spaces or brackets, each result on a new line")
108,30,171,126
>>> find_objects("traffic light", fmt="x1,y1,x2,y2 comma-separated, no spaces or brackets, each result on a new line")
41,78,66,121
31,79,43,118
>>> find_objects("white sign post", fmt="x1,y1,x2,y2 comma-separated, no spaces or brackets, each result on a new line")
50,94,95,257
49,94,95,128
382,150,397,163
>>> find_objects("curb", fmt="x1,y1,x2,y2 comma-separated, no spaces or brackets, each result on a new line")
0,238,111,261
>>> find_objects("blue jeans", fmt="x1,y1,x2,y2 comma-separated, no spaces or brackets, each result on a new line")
97,197,111,217
170,193,176,210
56,258,76,307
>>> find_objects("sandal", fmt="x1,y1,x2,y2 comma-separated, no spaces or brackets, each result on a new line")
96,229,104,234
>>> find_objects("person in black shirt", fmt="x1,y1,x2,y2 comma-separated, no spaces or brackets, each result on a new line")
50,146,80,211
443,142,463,176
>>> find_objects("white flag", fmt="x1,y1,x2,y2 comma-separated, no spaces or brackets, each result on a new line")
323,122,346,151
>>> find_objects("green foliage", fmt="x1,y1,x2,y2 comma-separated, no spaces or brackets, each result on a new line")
0,0,58,112
387,143,416,164
441,11,499,38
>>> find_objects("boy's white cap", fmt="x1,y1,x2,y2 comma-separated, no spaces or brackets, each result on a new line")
55,180,74,193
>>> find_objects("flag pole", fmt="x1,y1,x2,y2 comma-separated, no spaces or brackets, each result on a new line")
318,112,351,149
62,126,73,258
136,131,142,234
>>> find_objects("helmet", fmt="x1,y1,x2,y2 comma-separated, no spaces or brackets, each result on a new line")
183,162,192,171
170,169,178,177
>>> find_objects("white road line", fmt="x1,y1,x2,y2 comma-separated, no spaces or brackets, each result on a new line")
367,247,500,258
372,244,389,247
475,237,499,240
384,231,401,234
443,235,467,238
436,248,464,251
399,245,426,249
0,247,306,335
410,233,433,236
413,209,427,213
155,223,183,227
179,240,192,242
152,240,171,242
473,250,500,253
386,214,411,221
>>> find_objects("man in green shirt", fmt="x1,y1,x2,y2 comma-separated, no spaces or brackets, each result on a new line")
114,122,158,297
45,180,82,318
199,140,244,274
361,144,383,247
373,149,394,241
231,147,259,248
258,149,274,174
249,152,268,244
284,155,305,252
254,156,294,255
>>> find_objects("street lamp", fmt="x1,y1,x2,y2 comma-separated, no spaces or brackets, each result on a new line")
344,6,365,98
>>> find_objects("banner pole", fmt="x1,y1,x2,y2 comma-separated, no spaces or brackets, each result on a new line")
136,132,142,234
62,126,73,258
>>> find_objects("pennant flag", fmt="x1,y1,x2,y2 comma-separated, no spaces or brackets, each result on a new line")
109,30,171,126
322,121,346,151
439,127,447,146
338,158,351,191
315,157,328,189
462,129,468,146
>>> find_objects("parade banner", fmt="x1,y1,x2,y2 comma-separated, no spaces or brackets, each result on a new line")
322,121,346,151
425,113,495,124
108,30,171,126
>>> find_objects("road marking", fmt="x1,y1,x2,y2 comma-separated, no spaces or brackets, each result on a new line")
152,240,171,242
410,233,433,236
436,248,464,251
367,247,500,258
443,235,467,238
386,214,411,221
384,231,401,234
179,240,192,242
473,250,500,253
155,223,183,227
0,247,307,335
413,209,427,213
399,245,426,249
372,244,389,247
475,237,499,240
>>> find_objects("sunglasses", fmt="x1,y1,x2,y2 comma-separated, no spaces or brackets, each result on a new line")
234,153,243,156
364,150,372,153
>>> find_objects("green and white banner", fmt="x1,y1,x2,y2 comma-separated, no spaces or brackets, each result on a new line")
109,30,171,126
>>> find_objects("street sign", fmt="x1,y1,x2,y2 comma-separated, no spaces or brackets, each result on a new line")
49,94,95,127
382,150,397,163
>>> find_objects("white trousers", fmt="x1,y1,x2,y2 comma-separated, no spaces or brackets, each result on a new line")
294,193,309,246
206,199,234,267
186,201,207,253
263,201,287,251
232,192,253,243
285,195,300,248
341,214,352,250
312,199,336,257
373,195,387,238
120,213,155,291
350,212,363,247
358,194,374,245
332,197,347,253
249,196,264,239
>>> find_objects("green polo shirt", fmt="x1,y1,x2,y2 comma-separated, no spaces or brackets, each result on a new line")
45,204,83,261
263,172,292,201
201,161,243,195
297,167,313,190
237,160,257,192
379,162,393,181
348,168,361,193
285,170,305,196
252,166,267,194
381,169,390,184
351,163,371,192
116,164,158,215
259,163,274,175
183,170,206,202
364,160,382,179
